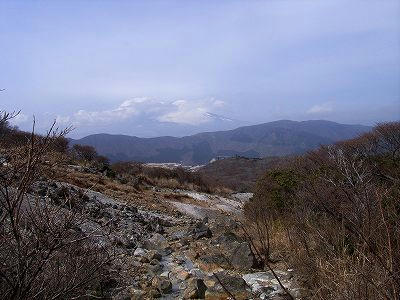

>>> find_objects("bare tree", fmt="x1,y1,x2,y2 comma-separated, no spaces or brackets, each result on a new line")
0,115,113,299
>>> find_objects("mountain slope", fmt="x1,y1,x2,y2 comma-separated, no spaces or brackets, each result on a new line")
70,120,371,164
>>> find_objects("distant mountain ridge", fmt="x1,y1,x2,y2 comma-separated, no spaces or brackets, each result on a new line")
70,120,371,165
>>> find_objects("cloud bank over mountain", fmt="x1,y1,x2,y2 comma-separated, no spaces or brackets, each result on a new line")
52,98,242,138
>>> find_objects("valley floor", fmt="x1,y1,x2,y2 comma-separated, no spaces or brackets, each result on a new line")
49,166,302,299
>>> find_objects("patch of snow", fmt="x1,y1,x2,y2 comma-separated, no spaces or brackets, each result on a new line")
231,193,253,203
144,162,204,172
243,271,297,298
184,191,210,202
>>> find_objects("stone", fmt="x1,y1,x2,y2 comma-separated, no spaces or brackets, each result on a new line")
214,231,255,270
164,246,174,255
159,280,172,294
175,242,183,249
130,288,145,300
138,256,149,263
176,270,190,280
214,231,243,246
152,276,173,294
133,247,147,257
196,254,229,272
209,218,239,236
170,230,186,241
243,271,296,298
230,242,255,270
148,288,161,298
205,271,251,299
185,249,200,261
148,263,163,276
160,271,170,278
189,268,205,279
112,291,131,300
146,250,162,261
144,233,168,250
155,223,164,234
183,278,207,299
189,221,212,240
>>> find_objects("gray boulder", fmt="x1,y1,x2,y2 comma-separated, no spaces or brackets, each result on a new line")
230,242,255,270
188,221,212,240
183,278,207,299
215,231,255,270
144,233,168,250
152,276,172,294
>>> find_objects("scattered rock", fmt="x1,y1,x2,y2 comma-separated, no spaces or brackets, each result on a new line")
170,230,186,241
196,254,229,272
164,246,174,255
146,250,162,261
214,231,256,270
160,271,170,278
183,278,207,299
130,288,145,300
148,263,163,276
180,237,191,246
133,247,147,257
205,271,251,299
144,233,168,250
243,271,298,299
152,276,173,294
214,231,244,246
112,290,131,300
138,256,149,263
189,268,205,279
189,221,212,240
150,259,160,265
176,270,191,280
230,242,255,270
148,288,161,298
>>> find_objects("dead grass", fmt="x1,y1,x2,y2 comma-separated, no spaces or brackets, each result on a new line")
243,122,400,299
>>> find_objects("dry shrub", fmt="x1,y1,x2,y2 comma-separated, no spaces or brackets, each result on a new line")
0,114,113,299
142,166,212,191
152,177,181,189
110,162,222,193
199,156,283,192
245,122,400,299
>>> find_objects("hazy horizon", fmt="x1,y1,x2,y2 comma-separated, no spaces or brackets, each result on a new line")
1,0,399,138
67,119,373,140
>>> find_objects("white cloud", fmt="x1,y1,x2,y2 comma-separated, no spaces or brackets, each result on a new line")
157,100,210,125
212,99,225,108
307,102,333,114
62,97,155,126
57,97,225,126
10,113,28,125
73,98,144,124
55,115,71,124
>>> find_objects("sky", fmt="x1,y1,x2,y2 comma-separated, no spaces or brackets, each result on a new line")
0,0,399,138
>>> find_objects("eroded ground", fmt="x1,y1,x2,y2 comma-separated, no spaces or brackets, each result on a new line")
34,165,303,299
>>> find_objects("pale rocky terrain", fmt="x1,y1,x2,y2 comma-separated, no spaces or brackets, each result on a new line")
28,166,302,299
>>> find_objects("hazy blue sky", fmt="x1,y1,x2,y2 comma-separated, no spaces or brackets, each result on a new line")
1,0,399,138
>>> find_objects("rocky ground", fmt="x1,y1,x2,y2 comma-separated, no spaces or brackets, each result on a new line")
29,173,302,299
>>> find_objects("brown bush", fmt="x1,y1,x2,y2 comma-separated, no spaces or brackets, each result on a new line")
72,144,98,161
142,166,216,193
0,115,113,299
110,161,222,193
245,122,400,299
